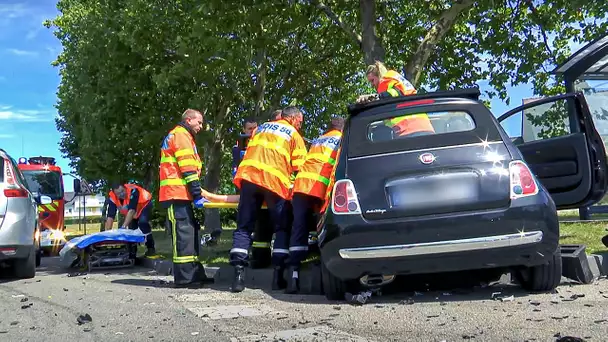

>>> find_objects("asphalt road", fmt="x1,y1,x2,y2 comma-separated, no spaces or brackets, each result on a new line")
0,257,607,342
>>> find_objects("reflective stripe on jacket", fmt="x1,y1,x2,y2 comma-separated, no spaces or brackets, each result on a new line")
319,147,341,215
377,70,417,97
234,119,307,199
292,129,342,199
108,184,152,219
159,125,203,201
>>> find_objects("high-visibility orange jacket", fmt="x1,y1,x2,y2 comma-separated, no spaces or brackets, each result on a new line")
378,70,435,137
234,119,307,199
108,184,152,219
159,124,203,202
377,70,417,98
384,114,435,137
319,147,341,214
292,129,342,199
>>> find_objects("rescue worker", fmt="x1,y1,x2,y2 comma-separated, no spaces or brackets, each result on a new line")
285,116,344,294
105,182,156,257
159,108,232,287
362,61,435,137
230,106,307,293
231,117,258,178
233,111,282,269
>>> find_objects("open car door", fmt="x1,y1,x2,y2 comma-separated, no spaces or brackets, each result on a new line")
498,93,608,210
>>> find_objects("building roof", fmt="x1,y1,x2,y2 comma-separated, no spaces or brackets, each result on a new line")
553,34,608,81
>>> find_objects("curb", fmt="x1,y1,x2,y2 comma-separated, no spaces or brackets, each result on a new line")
138,257,323,294
587,254,608,279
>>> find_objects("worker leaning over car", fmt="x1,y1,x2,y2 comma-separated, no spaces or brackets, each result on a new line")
362,61,435,138
159,108,231,287
105,182,156,257
230,106,307,293
285,116,344,294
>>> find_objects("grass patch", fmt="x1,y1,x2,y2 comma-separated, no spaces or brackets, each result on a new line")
137,226,235,266
559,221,608,254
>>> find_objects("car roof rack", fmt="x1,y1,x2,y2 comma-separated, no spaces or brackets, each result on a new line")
347,87,481,117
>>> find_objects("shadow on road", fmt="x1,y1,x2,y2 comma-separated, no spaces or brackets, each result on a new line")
107,264,569,306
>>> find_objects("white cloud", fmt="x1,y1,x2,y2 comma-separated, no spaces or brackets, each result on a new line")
0,3,27,18
0,105,55,122
6,48,38,57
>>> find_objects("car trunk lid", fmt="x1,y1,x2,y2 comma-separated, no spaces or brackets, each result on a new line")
348,142,512,220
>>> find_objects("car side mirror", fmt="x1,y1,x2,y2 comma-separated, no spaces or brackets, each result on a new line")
73,179,81,194
38,195,52,205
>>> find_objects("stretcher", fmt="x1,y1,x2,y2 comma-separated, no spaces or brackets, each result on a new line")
201,202,319,248
59,229,146,272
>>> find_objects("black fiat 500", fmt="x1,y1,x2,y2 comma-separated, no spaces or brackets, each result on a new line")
318,88,608,300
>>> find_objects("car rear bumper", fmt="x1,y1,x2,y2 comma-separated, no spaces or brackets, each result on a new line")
319,198,559,280
0,245,32,261
338,231,544,259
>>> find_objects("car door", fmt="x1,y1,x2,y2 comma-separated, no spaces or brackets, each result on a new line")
498,93,608,210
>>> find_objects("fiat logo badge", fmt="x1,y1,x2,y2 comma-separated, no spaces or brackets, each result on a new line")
419,153,436,164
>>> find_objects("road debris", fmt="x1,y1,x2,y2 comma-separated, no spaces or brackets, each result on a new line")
555,336,585,342
20,298,28,303
11,295,24,298
77,314,92,325
497,295,514,302
21,303,33,309
345,291,372,305
191,332,200,336
529,300,541,306
399,298,415,305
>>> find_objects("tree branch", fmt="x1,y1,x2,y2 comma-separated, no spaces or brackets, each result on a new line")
309,0,362,48
524,0,557,65
405,0,475,87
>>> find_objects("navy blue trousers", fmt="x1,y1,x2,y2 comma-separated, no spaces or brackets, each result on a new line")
230,181,290,267
128,202,155,249
288,193,322,266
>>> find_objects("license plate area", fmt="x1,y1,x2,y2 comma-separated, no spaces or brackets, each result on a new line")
387,171,480,209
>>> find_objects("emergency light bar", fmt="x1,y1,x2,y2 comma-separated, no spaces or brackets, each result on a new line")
28,156,56,166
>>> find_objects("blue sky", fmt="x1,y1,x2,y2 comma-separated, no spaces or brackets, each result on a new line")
0,1,587,193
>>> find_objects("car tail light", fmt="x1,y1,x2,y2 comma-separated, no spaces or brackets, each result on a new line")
332,179,361,215
3,158,28,198
509,160,538,199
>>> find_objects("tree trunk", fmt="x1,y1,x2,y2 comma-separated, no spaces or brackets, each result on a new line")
203,104,229,236
404,0,475,86
359,0,385,65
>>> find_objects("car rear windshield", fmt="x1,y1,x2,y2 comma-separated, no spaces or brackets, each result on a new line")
367,110,475,143
346,102,503,158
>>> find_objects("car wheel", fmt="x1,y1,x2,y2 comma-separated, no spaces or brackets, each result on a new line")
14,246,36,279
515,248,562,292
321,260,348,300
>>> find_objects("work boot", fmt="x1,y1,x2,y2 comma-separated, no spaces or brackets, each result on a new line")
285,266,300,294
272,266,287,290
231,265,246,293
144,248,156,257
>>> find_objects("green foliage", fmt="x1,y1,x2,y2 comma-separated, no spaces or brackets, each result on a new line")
46,0,607,207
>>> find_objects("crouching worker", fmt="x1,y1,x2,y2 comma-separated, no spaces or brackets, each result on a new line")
285,117,344,294
105,183,155,257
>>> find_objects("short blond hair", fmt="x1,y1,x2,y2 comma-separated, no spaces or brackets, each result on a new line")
182,108,204,120
366,60,388,79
